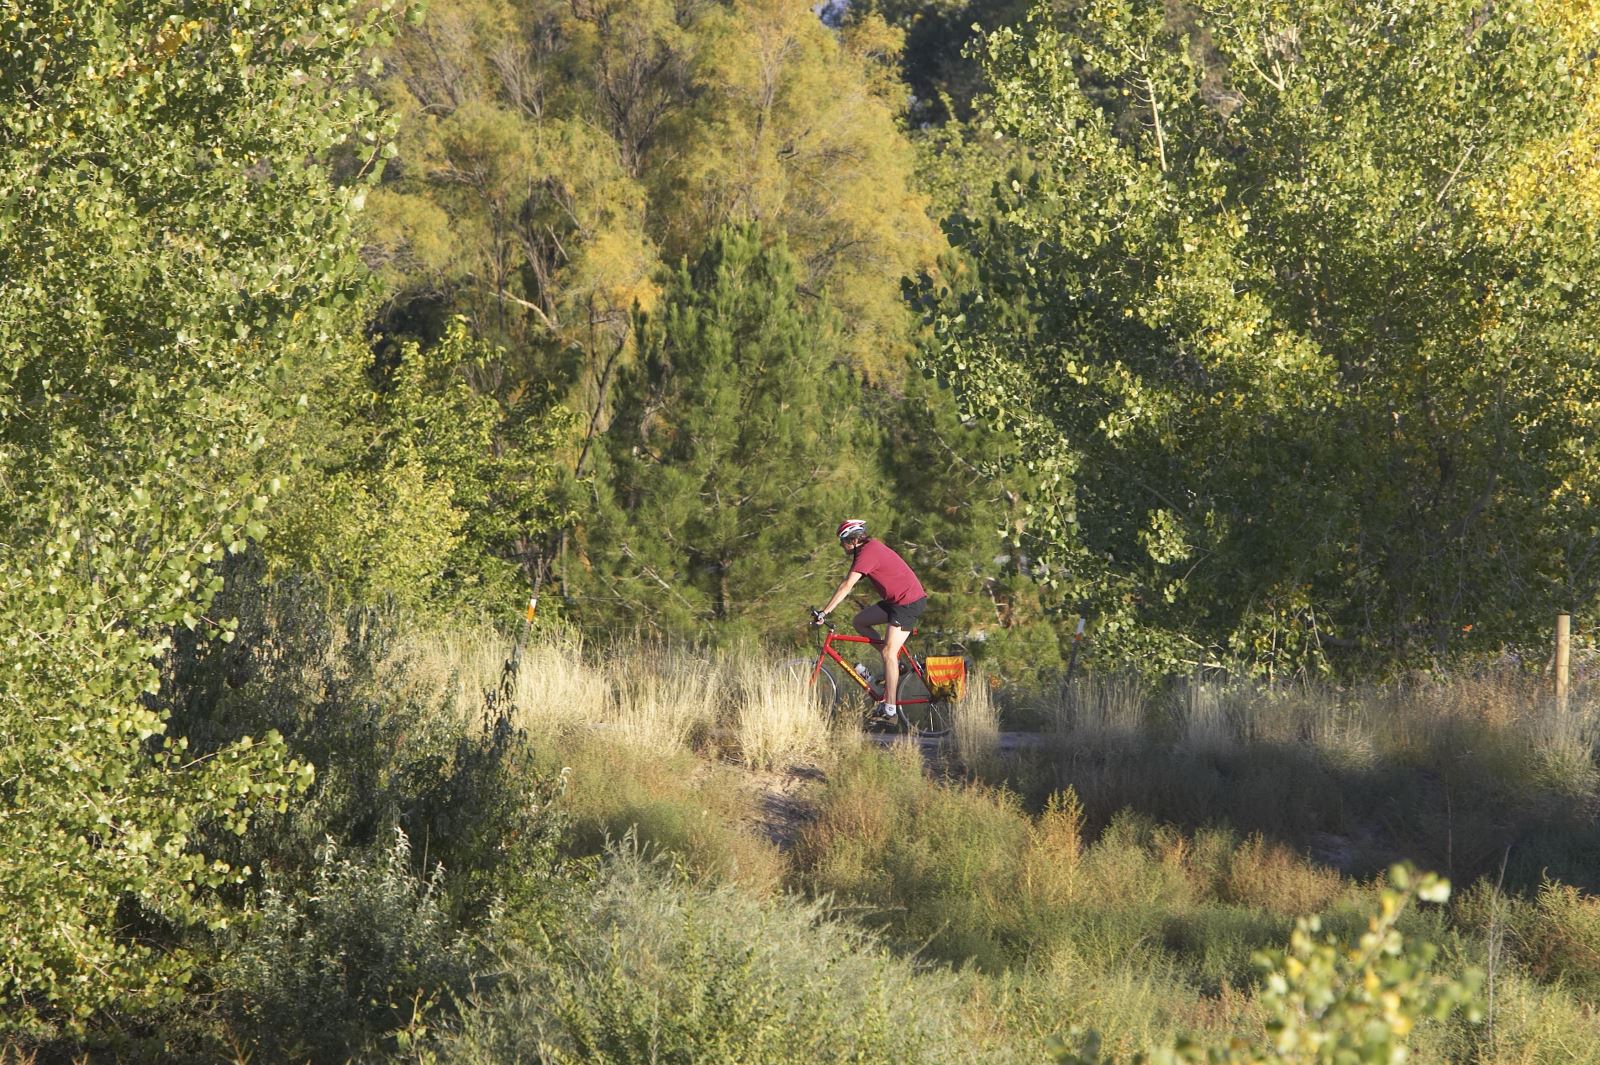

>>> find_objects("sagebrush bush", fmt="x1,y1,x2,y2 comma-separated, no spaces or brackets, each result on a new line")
221,830,478,1061
433,848,997,1065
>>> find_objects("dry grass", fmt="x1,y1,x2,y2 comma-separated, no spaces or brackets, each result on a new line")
1048,673,1147,749
509,636,610,737
610,646,721,753
1169,679,1245,761
1219,834,1345,917
731,655,834,771
503,638,835,767
558,732,789,893
952,670,1002,779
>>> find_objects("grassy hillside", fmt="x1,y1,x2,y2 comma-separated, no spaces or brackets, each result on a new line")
25,594,1585,1062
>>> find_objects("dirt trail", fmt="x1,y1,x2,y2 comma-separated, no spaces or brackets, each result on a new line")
745,731,1053,850
746,765,826,850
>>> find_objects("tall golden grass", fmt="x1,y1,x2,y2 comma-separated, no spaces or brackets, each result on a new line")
396,630,835,771
732,655,834,771
952,670,1001,779
1047,672,1146,749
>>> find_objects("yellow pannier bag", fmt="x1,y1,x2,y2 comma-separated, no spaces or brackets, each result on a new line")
924,655,967,700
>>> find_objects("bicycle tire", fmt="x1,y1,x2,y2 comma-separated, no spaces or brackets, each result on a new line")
893,665,953,738
775,657,841,716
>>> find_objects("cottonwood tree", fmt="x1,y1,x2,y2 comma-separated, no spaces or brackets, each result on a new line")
0,0,410,1030
921,0,1600,671
368,0,941,411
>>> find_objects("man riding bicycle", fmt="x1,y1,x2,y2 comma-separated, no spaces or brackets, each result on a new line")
811,519,927,725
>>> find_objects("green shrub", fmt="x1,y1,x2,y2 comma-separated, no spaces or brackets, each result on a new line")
1509,880,1600,1004
1051,867,1482,1065
798,743,1039,968
434,849,991,1065
1160,907,1290,992
168,587,576,924
222,831,478,1061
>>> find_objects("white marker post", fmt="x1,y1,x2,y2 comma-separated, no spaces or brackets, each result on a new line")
1065,615,1087,682
1556,613,1571,713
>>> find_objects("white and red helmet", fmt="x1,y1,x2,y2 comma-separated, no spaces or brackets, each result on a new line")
836,518,868,543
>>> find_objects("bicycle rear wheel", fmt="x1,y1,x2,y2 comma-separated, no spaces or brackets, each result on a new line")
893,666,953,738
775,657,841,717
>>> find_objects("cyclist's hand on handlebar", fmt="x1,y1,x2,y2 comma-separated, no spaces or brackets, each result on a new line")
809,607,826,626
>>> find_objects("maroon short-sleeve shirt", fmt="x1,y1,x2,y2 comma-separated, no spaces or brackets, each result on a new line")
850,539,926,605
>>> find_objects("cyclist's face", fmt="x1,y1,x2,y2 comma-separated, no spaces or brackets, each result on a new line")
841,536,861,552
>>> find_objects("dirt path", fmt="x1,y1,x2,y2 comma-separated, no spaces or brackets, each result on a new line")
745,731,1054,850
745,764,826,851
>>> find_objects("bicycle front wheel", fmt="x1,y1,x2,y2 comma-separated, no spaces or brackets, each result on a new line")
775,657,841,717
893,666,953,738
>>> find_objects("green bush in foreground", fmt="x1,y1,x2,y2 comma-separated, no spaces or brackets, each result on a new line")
222,831,477,1062
1051,867,1482,1064
436,846,990,1065
0,0,412,1030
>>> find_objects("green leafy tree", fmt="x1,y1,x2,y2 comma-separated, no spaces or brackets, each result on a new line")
0,0,411,1031
879,374,1070,678
921,0,1600,672
268,321,578,612
575,225,875,638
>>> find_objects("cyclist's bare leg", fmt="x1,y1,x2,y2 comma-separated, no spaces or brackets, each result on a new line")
851,605,893,708
881,623,910,709
851,603,888,639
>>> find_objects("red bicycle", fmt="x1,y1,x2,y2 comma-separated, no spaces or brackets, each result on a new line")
778,616,953,737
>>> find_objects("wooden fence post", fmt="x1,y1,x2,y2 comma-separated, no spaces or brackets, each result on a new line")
1556,614,1571,712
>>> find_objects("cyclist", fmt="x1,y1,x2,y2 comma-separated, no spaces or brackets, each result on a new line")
811,518,927,725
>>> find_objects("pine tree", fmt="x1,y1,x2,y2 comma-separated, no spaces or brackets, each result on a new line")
573,225,875,640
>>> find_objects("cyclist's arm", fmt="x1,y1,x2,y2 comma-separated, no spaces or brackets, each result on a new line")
818,570,864,618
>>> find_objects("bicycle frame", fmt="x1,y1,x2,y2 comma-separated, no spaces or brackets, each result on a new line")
806,623,935,707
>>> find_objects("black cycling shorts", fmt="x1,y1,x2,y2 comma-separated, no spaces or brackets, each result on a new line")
881,596,927,632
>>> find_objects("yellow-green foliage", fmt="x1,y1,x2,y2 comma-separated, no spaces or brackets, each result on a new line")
266,322,579,611
1219,836,1346,920
932,0,1600,670
0,0,404,1031
374,0,941,390
1497,876,1600,997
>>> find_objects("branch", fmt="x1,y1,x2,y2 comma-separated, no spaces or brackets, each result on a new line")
474,283,560,333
